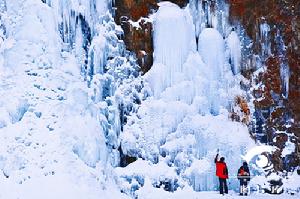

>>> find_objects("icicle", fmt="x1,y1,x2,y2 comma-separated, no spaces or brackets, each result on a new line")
280,63,290,99
189,0,202,41
276,30,290,99
87,34,107,79
227,30,241,75
259,20,271,59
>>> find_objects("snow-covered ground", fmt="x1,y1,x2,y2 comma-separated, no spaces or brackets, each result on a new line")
137,188,299,199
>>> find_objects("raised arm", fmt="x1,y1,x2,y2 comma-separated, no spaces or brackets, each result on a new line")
214,153,219,163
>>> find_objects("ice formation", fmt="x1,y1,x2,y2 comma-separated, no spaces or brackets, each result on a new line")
189,0,230,38
153,2,196,93
227,30,241,75
198,28,225,81
121,1,255,194
259,21,271,60
0,0,298,198
0,0,130,198
275,31,290,99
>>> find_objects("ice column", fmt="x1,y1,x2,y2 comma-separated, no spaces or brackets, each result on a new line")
197,28,225,114
227,30,241,75
259,21,271,60
198,28,225,81
276,30,290,99
153,2,196,90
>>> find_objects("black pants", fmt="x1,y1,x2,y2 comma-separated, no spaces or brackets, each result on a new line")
240,179,248,186
239,179,249,195
219,178,228,194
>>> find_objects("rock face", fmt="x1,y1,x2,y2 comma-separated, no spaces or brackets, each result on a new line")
114,0,188,73
228,0,300,171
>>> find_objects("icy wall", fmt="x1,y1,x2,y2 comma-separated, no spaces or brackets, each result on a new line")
43,0,111,72
38,0,146,169
119,1,256,194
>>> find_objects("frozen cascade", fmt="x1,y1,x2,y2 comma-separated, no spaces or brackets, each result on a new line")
152,2,196,95
189,0,204,40
44,0,110,38
121,2,255,195
227,30,241,75
0,0,141,194
87,33,107,78
189,0,230,39
41,0,142,169
280,59,290,100
0,0,133,198
2,0,297,197
43,0,111,74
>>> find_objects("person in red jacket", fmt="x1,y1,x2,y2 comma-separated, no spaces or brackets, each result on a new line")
215,153,229,195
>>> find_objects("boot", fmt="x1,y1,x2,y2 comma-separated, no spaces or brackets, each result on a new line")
242,185,248,196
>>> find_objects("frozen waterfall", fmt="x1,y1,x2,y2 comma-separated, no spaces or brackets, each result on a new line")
122,1,255,194
152,2,196,94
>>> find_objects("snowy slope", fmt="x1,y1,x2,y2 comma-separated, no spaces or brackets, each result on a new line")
0,0,128,198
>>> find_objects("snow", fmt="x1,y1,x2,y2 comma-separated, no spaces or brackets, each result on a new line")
0,0,128,198
0,0,299,198
122,2,257,193
281,140,295,158
283,171,300,193
137,186,298,199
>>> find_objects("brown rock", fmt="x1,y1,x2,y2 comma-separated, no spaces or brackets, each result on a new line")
114,0,189,73
228,0,300,171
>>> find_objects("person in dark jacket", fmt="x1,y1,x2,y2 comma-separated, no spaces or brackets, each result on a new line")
215,153,229,195
237,162,251,196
